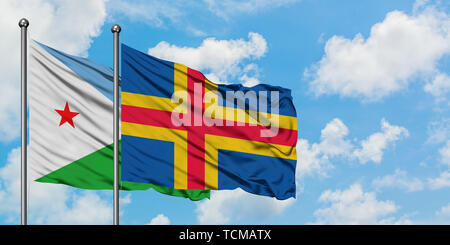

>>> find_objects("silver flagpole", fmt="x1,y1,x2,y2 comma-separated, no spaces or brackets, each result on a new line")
19,18,29,226
111,24,121,226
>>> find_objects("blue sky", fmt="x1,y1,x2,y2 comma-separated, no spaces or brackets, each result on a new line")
1,0,450,224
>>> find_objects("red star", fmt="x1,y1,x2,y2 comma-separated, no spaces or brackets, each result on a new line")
55,102,79,128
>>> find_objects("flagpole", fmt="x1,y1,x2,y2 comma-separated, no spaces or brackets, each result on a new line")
111,24,121,226
19,18,29,226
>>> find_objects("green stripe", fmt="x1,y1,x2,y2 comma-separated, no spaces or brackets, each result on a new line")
36,141,210,201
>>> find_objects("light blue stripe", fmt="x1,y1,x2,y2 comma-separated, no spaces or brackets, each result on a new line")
35,40,116,102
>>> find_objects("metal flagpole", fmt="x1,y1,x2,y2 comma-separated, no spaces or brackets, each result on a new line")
19,18,29,226
111,24,121,226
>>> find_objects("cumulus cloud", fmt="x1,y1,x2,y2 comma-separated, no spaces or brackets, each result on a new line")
426,121,450,189
305,5,450,101
108,0,300,36
297,118,408,178
352,119,409,164
148,214,171,225
195,188,295,224
438,140,450,166
318,118,353,157
424,72,450,100
51,192,112,225
372,169,424,192
107,0,182,28
428,170,450,190
427,118,450,144
296,118,350,178
0,147,122,224
148,32,267,85
203,0,300,20
0,0,108,142
436,202,450,217
239,63,261,87
296,138,333,178
312,184,411,224
422,139,450,189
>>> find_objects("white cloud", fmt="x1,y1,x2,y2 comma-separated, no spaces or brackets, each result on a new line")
108,0,300,36
109,0,299,27
438,140,450,166
424,72,450,99
148,214,171,225
203,0,300,20
296,138,333,178
107,0,182,28
305,6,450,101
426,139,450,188
240,75,261,87
426,121,450,187
239,63,261,87
0,0,108,142
0,148,23,220
377,214,414,225
296,118,350,178
196,188,295,224
436,203,450,217
297,118,408,178
148,32,267,84
318,118,353,156
428,170,450,190
0,147,122,224
120,193,132,206
413,0,431,13
312,184,410,224
372,169,424,192
53,191,112,225
352,119,409,164
427,118,450,144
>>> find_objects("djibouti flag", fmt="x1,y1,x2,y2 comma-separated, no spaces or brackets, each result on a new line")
28,40,209,201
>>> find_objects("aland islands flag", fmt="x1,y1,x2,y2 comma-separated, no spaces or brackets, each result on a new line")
28,40,209,201
121,45,298,200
